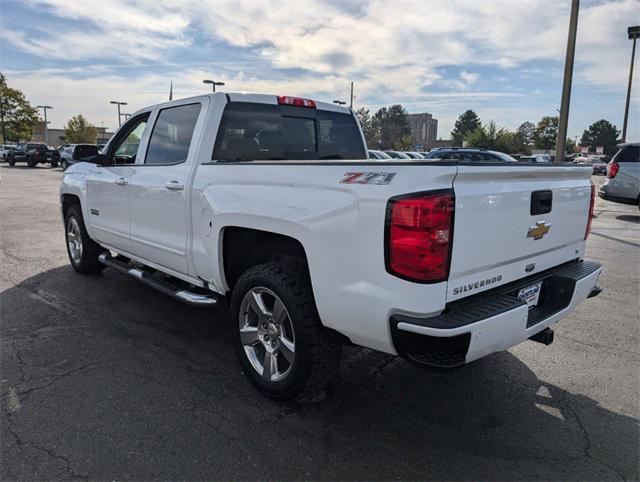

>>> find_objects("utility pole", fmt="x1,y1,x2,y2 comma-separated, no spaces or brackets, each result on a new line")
36,105,53,145
622,26,639,143
110,100,127,127
555,0,580,163
350,81,354,109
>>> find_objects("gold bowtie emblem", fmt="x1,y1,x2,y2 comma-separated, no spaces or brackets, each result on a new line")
527,221,551,240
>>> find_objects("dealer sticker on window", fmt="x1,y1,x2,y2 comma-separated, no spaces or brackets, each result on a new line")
518,281,543,309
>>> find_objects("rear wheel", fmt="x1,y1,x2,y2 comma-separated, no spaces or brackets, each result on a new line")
27,156,37,167
61,159,69,170
64,205,106,274
230,261,341,402
7,156,15,167
51,161,58,168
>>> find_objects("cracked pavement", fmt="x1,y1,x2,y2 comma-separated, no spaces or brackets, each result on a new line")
1,165,638,480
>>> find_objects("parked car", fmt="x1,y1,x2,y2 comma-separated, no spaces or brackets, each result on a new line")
424,147,517,162
576,157,607,175
60,144,99,170
384,150,411,159
599,142,639,206
368,149,392,159
0,144,16,160
6,143,58,167
60,92,602,401
403,151,427,159
521,154,553,163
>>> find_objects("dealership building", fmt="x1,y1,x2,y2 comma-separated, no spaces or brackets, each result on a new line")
407,113,438,150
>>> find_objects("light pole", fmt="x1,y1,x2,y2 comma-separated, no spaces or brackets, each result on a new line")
556,0,580,163
110,100,127,127
333,100,346,105
622,25,640,143
203,80,225,92
122,113,132,121
36,105,52,145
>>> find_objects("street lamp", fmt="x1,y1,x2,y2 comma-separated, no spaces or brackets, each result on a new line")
110,100,127,127
36,105,52,145
622,25,640,143
333,100,347,105
122,113,132,121
203,80,225,92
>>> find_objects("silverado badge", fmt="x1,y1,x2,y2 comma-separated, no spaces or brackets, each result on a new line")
527,221,550,240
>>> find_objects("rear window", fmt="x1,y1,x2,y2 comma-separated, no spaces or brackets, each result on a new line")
613,146,639,163
212,102,365,161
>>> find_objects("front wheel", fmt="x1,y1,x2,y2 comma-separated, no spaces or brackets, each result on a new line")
64,205,106,274
50,161,58,168
230,261,341,402
60,159,68,170
27,156,37,167
7,156,15,167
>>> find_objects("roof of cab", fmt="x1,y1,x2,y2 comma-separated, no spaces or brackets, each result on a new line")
132,92,351,117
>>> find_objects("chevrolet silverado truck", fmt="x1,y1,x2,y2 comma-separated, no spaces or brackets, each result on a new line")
60,93,602,400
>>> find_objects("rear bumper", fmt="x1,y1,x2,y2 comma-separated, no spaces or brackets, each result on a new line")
390,260,602,369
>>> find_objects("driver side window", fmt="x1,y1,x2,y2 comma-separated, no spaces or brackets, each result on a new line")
111,116,148,164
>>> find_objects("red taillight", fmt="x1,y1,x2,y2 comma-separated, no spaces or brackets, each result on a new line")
386,190,454,283
277,95,316,108
607,161,619,179
585,182,595,240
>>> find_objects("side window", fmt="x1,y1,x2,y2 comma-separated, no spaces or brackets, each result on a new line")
145,103,201,165
615,146,639,163
110,116,149,164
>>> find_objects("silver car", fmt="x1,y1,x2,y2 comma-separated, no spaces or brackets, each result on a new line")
599,142,639,206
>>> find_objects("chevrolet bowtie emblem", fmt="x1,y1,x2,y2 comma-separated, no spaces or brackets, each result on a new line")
527,221,551,240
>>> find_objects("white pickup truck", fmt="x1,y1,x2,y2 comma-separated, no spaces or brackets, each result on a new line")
60,93,602,401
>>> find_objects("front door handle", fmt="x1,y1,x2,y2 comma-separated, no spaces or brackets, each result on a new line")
114,177,128,186
165,180,184,191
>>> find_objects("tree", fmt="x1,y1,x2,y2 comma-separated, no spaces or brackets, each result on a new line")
372,104,411,150
0,73,39,143
64,114,98,143
580,119,620,155
566,137,578,154
355,107,378,148
533,116,558,151
464,121,511,152
451,110,481,143
515,121,535,154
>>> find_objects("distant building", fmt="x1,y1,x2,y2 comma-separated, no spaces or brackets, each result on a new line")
407,113,438,150
30,121,114,147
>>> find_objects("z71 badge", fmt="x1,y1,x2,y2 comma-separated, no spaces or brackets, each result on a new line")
340,172,396,185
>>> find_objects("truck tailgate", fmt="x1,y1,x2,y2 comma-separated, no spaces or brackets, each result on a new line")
448,164,593,302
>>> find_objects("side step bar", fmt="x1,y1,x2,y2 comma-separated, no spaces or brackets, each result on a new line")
98,253,220,307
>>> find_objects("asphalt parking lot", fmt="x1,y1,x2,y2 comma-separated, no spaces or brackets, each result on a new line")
1,164,638,480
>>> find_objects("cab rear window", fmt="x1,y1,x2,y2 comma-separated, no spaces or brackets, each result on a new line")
212,102,365,161
613,146,639,163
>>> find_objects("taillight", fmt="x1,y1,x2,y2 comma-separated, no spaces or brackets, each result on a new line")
607,161,619,178
585,182,595,240
385,190,454,283
277,95,316,108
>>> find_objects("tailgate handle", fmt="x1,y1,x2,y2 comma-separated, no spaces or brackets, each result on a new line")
531,190,552,215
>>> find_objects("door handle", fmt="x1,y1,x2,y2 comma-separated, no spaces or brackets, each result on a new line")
114,177,128,186
165,180,184,191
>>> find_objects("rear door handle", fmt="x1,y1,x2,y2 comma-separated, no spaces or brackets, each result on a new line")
114,177,128,186
165,180,184,191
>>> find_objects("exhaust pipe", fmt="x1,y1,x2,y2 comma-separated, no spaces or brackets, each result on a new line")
529,328,554,346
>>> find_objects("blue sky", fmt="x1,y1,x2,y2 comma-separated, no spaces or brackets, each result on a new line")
1,0,638,140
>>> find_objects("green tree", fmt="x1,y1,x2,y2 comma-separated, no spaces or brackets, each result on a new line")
515,121,535,154
464,121,511,151
355,107,378,148
372,104,411,150
566,137,578,154
0,73,39,143
580,119,620,155
533,116,558,151
451,109,481,143
64,114,98,143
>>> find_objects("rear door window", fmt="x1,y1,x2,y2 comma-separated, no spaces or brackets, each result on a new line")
614,146,639,163
213,102,365,161
145,103,202,165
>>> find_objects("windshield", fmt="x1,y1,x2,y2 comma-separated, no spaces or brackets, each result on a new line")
213,102,366,161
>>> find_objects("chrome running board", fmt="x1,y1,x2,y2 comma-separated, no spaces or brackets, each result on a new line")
98,253,220,307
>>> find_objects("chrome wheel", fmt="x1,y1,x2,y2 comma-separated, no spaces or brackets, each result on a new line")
66,216,83,265
239,287,295,382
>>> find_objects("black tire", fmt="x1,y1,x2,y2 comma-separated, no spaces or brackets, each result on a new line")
27,156,37,167
61,160,68,170
51,161,58,168
230,261,341,402
7,156,15,167
64,204,106,274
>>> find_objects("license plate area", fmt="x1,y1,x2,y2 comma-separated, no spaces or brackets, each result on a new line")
518,281,543,309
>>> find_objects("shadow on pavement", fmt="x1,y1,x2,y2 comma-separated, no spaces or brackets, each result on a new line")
1,265,638,480
616,214,639,224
